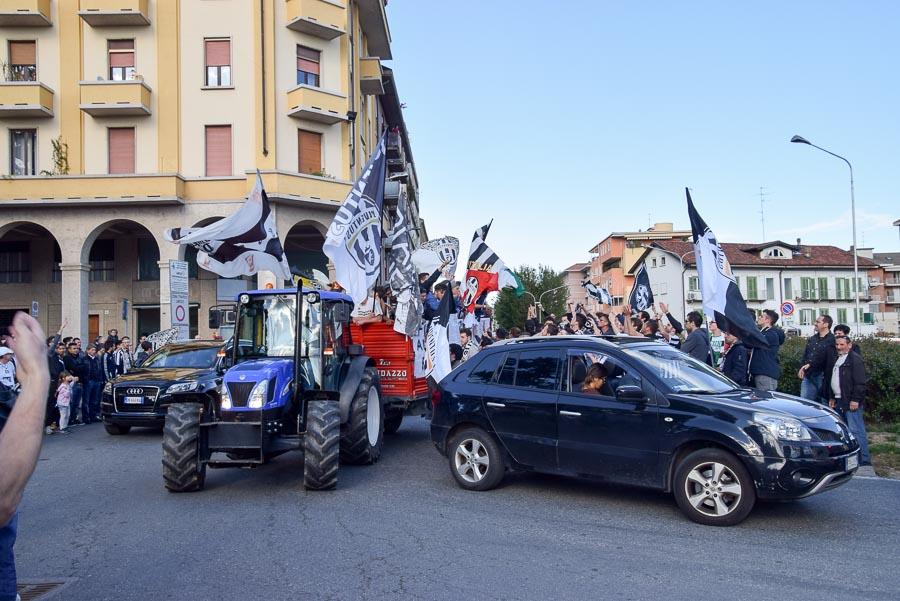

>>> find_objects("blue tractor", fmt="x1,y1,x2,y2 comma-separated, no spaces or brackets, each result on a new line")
162,285,384,491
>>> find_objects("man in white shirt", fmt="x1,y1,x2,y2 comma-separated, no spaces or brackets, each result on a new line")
0,348,16,391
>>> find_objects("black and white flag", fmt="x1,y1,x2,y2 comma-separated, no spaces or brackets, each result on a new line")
323,133,387,304
628,263,654,312
164,172,291,280
582,280,612,305
425,288,452,384
687,188,767,348
422,236,460,281
386,186,422,337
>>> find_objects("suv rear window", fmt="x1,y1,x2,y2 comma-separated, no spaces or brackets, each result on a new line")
497,353,518,386
467,351,505,383
515,349,561,391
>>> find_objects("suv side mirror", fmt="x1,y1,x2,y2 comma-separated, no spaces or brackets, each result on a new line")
615,384,645,402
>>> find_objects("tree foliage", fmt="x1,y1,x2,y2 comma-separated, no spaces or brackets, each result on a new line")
494,264,566,331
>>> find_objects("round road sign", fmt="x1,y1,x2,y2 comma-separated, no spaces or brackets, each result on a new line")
175,305,186,322
780,301,795,316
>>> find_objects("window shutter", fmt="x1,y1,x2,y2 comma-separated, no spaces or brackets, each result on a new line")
298,130,322,174
205,125,232,176
109,51,134,67
108,128,135,174
205,40,230,67
9,41,36,65
297,46,320,74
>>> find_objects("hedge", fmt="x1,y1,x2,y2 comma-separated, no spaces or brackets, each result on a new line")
777,335,900,422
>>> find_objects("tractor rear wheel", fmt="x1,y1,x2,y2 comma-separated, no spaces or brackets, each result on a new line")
340,367,384,465
303,400,340,491
162,403,206,492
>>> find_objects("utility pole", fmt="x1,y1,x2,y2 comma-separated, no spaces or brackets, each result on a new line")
759,187,768,241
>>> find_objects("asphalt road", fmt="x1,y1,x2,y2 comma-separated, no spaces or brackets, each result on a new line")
15,418,900,601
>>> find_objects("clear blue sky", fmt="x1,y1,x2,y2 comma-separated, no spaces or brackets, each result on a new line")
385,1,900,276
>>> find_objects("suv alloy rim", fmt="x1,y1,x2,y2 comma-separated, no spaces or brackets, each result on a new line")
684,461,743,517
454,438,489,483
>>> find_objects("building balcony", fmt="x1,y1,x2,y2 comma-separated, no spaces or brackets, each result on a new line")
0,0,52,26
78,0,150,27
286,85,347,124
359,57,384,95
79,80,151,117
886,278,900,287
0,82,54,118
285,0,345,40
886,295,900,305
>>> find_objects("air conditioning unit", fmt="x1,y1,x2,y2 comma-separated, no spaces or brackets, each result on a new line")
686,292,700,301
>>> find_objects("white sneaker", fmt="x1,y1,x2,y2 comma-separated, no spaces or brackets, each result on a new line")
45,426,54,435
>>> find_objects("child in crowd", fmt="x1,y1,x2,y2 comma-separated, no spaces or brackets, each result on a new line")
55,371,74,434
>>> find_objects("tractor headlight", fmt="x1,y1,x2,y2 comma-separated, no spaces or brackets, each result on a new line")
103,382,112,395
168,381,199,394
754,413,812,441
247,380,268,409
220,383,232,410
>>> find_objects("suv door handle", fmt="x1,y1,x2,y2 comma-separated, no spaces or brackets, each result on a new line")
486,402,506,408
559,410,582,417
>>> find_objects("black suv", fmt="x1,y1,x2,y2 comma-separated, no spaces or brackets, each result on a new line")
431,336,860,526
101,341,225,435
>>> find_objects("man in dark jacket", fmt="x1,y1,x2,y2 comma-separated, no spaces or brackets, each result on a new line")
720,332,748,386
797,314,835,404
680,311,711,364
748,309,785,391
46,342,66,430
63,342,87,425
826,336,870,465
84,346,104,424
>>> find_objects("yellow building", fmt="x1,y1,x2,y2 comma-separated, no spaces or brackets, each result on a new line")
0,0,421,342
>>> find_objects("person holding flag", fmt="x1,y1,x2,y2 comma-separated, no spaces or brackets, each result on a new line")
685,189,768,353
461,222,523,313
628,263,654,313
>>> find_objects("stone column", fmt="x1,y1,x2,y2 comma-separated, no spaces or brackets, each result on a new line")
59,263,90,342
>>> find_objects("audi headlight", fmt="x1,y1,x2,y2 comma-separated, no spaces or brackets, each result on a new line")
168,381,199,394
754,413,812,441
220,383,232,410
247,380,268,409
103,382,112,395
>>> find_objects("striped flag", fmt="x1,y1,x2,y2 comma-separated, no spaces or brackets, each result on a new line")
687,189,767,348
462,221,508,312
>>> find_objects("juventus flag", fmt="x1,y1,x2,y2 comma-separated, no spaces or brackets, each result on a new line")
583,280,612,305
425,288,452,384
687,189,767,348
462,221,505,312
164,172,291,280
323,133,387,304
386,186,422,337
628,262,654,312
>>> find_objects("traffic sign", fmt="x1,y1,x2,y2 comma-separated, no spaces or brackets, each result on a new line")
30,301,38,317
780,301,795,316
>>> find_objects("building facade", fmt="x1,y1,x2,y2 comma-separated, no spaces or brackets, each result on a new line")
587,222,691,310
870,251,900,334
562,262,589,309
0,0,421,342
632,240,883,337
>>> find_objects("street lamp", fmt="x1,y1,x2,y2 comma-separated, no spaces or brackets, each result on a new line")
791,135,861,335
677,250,696,318
538,285,568,318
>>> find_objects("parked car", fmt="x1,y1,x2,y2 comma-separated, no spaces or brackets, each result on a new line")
431,336,860,526
101,340,225,435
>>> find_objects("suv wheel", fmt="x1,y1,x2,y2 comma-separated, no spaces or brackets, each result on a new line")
104,423,131,435
673,449,756,526
448,427,505,491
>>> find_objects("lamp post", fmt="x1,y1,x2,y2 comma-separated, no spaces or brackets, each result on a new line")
678,250,696,319
537,284,568,318
791,135,861,335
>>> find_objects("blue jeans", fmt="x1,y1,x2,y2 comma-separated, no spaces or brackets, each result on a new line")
86,381,102,422
800,373,824,403
70,383,83,424
841,407,871,465
0,512,17,601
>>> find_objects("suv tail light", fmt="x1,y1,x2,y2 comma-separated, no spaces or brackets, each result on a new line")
431,387,442,407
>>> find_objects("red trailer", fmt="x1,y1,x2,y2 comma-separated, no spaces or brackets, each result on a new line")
350,321,430,433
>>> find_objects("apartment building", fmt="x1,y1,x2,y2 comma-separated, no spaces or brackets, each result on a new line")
632,240,885,336
587,222,691,311
562,262,589,308
869,251,900,333
0,0,421,342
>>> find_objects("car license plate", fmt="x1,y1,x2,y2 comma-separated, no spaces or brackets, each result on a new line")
124,396,144,405
846,454,859,471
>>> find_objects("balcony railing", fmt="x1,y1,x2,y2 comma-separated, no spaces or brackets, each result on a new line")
78,0,150,26
359,57,384,95
0,82,54,118
0,0,52,26
886,278,900,287
79,80,152,117
286,85,347,124
285,0,345,39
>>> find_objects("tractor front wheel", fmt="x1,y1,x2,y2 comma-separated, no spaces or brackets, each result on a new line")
340,367,384,465
162,403,207,492
303,399,340,491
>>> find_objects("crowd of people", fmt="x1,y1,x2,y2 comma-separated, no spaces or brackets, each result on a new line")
0,319,156,437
